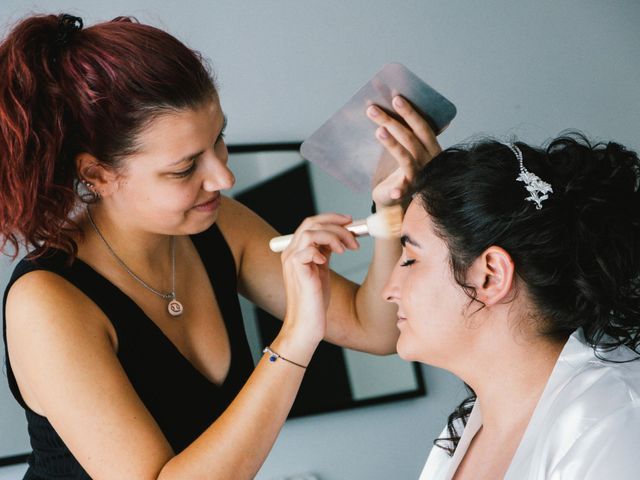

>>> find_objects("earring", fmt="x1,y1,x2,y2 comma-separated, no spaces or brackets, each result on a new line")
80,179,101,200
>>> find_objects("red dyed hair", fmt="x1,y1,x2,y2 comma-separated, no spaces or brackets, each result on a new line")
0,14,217,259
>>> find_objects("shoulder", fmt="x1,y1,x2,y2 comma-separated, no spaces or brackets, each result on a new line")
7,248,92,308
545,402,640,479
7,265,83,309
549,332,640,417
5,266,117,413
532,349,640,473
555,349,640,418
5,266,116,353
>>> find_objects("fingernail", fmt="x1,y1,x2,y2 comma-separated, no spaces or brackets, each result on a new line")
377,127,389,139
393,96,405,108
368,106,380,117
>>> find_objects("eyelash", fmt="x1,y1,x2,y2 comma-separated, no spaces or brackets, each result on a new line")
173,163,196,178
400,259,416,267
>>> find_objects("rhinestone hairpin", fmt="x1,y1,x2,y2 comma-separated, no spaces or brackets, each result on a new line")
503,143,553,210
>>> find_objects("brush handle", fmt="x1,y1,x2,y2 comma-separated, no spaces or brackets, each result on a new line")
269,234,295,253
269,220,369,253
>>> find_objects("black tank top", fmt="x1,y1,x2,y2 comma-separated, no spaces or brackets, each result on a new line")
2,223,255,479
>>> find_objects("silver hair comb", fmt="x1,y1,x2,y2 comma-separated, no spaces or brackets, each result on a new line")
503,143,553,210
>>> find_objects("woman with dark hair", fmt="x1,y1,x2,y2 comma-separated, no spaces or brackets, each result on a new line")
0,13,439,480
378,130,640,478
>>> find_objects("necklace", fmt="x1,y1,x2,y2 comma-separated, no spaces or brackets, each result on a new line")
86,207,184,317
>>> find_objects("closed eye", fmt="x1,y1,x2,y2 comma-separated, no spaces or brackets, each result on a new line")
172,162,196,178
400,259,416,267
216,117,228,144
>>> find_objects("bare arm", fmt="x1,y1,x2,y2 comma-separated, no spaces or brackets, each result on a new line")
223,198,400,354
6,271,319,479
228,96,442,356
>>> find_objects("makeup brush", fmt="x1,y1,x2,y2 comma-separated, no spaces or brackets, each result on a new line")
269,205,404,253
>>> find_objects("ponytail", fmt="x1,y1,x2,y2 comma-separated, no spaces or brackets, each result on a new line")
0,14,81,258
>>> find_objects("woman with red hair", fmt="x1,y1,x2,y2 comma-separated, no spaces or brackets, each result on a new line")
0,13,437,480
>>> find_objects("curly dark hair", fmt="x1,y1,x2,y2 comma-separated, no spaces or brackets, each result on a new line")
410,132,640,455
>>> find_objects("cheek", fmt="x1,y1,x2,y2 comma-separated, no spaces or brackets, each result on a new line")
395,272,435,359
123,177,197,209
403,270,443,318
396,269,468,363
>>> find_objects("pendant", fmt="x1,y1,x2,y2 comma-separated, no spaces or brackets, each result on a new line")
168,299,184,317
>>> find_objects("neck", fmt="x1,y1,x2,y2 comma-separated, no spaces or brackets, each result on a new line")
453,316,567,438
82,204,175,280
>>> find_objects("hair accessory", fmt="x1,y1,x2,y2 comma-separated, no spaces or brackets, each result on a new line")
56,14,83,47
86,207,184,317
504,143,553,210
263,346,308,369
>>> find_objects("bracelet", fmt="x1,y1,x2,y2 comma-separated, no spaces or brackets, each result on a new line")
263,346,308,369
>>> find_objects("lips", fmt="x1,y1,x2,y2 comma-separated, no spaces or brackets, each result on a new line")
194,192,220,208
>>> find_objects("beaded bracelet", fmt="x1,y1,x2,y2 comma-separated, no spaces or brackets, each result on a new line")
263,346,308,369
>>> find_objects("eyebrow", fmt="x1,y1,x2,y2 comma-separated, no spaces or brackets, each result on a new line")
168,115,228,167
400,234,421,248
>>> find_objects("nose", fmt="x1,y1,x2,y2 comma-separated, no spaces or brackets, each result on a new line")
382,261,403,304
201,150,235,192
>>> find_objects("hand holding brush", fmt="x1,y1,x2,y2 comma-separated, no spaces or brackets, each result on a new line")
269,205,403,253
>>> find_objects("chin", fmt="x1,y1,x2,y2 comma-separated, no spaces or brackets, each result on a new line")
186,210,219,233
395,336,419,362
396,335,442,366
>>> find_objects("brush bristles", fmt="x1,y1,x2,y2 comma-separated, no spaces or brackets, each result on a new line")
365,205,404,238
268,205,404,252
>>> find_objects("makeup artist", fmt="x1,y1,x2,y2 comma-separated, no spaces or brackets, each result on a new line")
0,13,440,480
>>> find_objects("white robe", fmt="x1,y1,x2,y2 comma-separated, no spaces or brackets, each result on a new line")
419,329,640,479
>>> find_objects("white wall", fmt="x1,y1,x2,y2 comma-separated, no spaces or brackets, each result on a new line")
1,1,639,479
